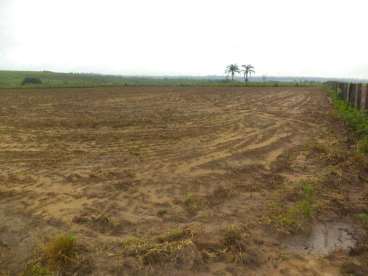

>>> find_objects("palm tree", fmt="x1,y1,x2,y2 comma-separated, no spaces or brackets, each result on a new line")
225,64,240,81
241,64,255,83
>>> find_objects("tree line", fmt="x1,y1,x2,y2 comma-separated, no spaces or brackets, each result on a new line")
225,64,255,83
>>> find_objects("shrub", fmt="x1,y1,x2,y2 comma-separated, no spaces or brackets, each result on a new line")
21,77,42,85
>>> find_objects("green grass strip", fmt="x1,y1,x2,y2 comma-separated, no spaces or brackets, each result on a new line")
327,86,368,153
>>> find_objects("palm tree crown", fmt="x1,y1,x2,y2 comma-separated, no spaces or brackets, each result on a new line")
225,64,240,81
241,64,255,83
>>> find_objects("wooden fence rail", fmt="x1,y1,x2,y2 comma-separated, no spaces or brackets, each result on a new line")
327,82,368,111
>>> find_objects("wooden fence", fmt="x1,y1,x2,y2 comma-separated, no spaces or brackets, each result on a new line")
327,82,368,111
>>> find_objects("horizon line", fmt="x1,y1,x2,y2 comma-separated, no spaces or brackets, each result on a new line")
1,69,368,82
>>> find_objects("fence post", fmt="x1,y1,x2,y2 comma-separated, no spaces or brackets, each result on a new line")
352,84,356,106
361,84,368,111
344,83,349,101
348,83,355,106
341,83,347,101
355,84,361,109
340,83,345,100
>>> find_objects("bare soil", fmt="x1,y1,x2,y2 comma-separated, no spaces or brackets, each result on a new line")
0,86,367,275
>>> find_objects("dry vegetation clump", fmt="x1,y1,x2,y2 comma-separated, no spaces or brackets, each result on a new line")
155,227,195,243
223,224,244,248
23,233,92,276
306,141,348,165
42,234,77,271
120,224,261,271
121,227,200,264
121,235,201,267
182,193,206,214
221,224,261,266
318,165,345,188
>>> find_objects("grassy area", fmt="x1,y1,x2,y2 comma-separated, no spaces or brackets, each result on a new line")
328,87,368,153
0,70,321,89
272,181,317,233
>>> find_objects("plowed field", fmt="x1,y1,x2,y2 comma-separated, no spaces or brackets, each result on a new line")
1,87,367,275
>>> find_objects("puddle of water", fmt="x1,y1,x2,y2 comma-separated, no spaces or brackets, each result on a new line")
285,221,358,256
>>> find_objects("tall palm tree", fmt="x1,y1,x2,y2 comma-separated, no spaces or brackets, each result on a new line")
225,64,240,81
241,64,255,83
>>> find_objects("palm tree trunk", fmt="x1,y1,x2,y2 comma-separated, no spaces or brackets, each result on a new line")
231,72,234,81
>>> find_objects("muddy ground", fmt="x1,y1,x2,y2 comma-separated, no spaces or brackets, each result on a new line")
0,87,367,275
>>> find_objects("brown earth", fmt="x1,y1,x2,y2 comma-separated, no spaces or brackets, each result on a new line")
0,86,367,275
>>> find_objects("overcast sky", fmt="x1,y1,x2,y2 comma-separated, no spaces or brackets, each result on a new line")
1,0,368,78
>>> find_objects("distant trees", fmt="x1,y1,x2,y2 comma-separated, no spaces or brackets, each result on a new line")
21,77,42,85
225,64,255,82
241,64,255,83
225,64,240,81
